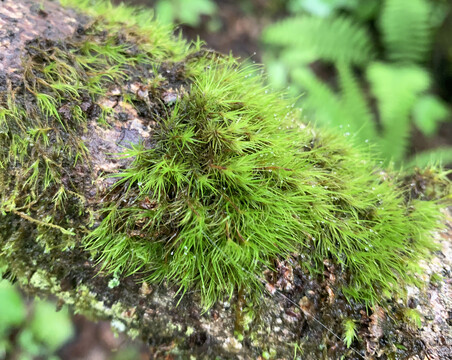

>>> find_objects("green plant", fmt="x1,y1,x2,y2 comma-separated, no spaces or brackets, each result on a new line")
429,272,443,286
0,278,74,359
155,0,217,27
0,0,186,241
287,0,380,19
292,341,303,359
403,308,423,329
1,0,449,320
85,54,446,308
342,318,358,348
263,0,452,166
54,0,448,310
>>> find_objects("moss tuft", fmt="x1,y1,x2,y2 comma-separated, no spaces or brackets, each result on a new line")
84,54,444,307
0,9,180,241
342,318,358,348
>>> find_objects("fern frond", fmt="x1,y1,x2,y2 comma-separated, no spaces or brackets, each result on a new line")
337,63,377,142
262,16,375,66
379,0,433,63
367,62,430,163
291,68,345,127
291,66,376,146
279,48,319,68
413,94,450,137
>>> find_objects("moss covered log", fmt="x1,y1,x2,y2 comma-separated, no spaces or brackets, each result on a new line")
0,0,451,358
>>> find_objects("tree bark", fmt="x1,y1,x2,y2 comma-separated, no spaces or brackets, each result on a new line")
0,1,451,359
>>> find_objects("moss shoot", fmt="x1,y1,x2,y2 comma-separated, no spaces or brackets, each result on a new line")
0,0,450,313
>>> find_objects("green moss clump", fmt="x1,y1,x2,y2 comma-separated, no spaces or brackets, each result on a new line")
0,4,186,241
66,0,447,308
77,27,444,309
1,0,449,311
86,58,443,308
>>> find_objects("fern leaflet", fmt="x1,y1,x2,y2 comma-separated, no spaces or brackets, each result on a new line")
379,0,433,63
263,16,375,66
367,63,430,162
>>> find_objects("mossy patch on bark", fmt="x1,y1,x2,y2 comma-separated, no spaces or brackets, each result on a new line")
0,0,449,312
0,0,451,358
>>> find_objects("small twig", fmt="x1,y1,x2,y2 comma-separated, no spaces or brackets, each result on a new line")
11,209,75,235
255,166,293,172
209,164,227,170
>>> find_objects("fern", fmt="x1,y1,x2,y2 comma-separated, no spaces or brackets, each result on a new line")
262,16,375,65
379,0,433,63
291,61,448,165
262,0,452,166
337,62,377,142
291,65,377,146
291,68,346,127
367,63,430,162
413,95,450,137
155,0,217,27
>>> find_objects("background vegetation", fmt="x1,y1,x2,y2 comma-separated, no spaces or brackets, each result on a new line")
263,0,452,167
0,264,73,360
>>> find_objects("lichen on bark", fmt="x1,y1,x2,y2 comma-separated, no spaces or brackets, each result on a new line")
0,0,451,359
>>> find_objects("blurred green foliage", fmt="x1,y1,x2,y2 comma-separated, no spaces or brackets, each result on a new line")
0,265,74,360
263,0,452,167
287,0,379,19
155,0,217,27
0,282,26,335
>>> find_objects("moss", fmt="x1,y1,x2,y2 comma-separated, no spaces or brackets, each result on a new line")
403,308,422,329
83,46,446,307
0,2,196,248
0,0,450,322
342,318,358,348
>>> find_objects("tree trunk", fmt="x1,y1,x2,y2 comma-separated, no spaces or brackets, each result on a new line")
0,1,451,359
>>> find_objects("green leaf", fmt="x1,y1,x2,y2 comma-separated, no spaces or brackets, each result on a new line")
289,0,357,17
263,15,375,66
155,0,217,27
352,0,380,20
291,65,377,145
18,329,42,356
367,62,430,163
379,0,433,63
179,0,217,26
291,67,344,127
337,62,377,142
413,95,450,137
29,300,74,352
0,281,26,332
265,60,288,89
18,353,34,360
155,1,175,24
